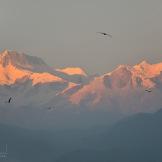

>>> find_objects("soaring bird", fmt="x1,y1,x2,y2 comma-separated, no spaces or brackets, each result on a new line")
47,107,52,110
145,89,152,93
47,107,55,111
8,97,12,103
97,32,112,38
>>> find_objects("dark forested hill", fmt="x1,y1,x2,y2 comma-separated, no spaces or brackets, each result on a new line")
57,109,162,162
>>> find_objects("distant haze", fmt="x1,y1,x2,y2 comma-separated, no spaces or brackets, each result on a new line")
0,0,162,74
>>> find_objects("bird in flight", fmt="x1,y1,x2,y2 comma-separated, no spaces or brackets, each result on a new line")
47,107,52,110
47,106,55,111
7,97,12,103
145,89,152,93
97,32,112,38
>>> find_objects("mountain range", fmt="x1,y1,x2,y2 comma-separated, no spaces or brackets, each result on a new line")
0,49,162,162
0,49,161,128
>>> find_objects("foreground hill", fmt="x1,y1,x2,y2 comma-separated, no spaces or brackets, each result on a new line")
57,109,162,162
0,109,162,162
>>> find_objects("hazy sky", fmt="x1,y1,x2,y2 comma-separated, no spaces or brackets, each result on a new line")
0,0,162,74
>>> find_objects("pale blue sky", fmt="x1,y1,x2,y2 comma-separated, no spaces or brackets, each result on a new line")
0,0,162,74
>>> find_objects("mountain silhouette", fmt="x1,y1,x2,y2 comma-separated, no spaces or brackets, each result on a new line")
56,109,162,162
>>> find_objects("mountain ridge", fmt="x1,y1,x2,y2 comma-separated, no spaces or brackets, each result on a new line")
0,49,161,115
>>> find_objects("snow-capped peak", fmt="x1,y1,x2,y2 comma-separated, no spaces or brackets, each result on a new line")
56,67,87,76
133,60,162,78
139,60,150,66
0,50,64,85
0,49,50,72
